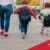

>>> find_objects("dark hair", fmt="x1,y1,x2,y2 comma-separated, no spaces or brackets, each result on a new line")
45,3,50,8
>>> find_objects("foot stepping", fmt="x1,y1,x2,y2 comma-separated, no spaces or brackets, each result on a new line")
0,32,4,35
4,34,8,37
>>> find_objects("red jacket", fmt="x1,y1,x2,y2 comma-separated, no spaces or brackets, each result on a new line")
14,6,36,19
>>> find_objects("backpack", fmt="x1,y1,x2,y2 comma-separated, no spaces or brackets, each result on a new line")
18,8,31,22
44,15,50,27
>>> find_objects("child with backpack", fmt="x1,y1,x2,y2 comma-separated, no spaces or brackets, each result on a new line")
14,6,36,39
39,3,50,36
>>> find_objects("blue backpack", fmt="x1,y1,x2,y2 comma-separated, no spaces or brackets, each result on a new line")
18,8,31,22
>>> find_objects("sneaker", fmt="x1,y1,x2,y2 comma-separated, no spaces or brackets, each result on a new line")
41,31,44,34
22,36,25,39
44,29,49,36
4,33,8,37
22,32,26,39
0,31,4,35
40,29,44,34
45,33,48,36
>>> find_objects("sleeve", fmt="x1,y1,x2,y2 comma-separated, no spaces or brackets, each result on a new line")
27,7,36,19
40,10,44,16
38,10,44,19
14,6,27,14
14,8,21,14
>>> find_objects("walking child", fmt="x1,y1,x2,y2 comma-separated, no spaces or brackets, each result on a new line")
14,6,36,39
39,3,50,36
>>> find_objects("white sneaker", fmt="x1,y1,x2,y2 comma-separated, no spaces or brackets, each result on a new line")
22,32,26,39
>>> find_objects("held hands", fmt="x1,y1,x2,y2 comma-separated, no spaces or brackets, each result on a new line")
14,9,18,14
34,15,37,20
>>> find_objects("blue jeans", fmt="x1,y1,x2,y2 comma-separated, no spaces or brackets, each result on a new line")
0,4,13,32
19,22,29,35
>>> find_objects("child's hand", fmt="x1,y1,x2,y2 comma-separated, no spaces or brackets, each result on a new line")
34,15,37,20
39,16,41,19
14,10,18,14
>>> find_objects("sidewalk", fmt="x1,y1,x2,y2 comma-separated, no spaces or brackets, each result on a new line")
0,14,50,50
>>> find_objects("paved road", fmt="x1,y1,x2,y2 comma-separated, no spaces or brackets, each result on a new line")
0,14,50,50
